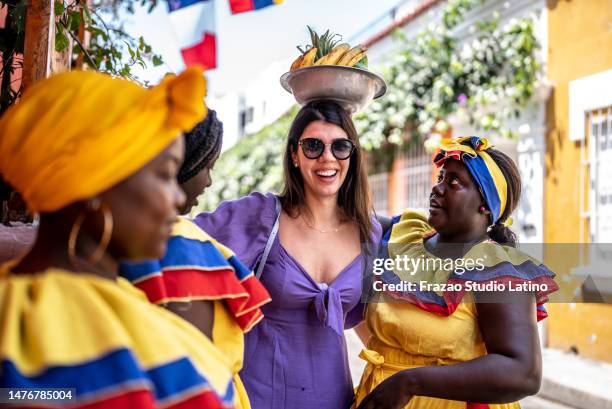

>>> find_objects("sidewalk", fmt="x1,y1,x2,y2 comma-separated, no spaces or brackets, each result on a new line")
536,348,612,409
345,331,612,408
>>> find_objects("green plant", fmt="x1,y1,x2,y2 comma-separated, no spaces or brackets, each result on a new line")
0,0,164,115
0,1,26,113
355,0,542,151
54,0,164,79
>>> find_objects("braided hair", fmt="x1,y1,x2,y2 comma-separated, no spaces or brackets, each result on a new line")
177,109,223,184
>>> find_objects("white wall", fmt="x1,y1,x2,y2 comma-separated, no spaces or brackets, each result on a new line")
207,92,241,152
242,59,296,136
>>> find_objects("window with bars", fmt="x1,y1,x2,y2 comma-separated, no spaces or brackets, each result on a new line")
367,141,434,217
586,107,612,243
369,172,389,216
395,142,433,212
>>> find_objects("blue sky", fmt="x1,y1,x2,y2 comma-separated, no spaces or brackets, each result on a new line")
125,0,403,95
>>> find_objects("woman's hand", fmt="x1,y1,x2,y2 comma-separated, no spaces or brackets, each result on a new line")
356,372,413,409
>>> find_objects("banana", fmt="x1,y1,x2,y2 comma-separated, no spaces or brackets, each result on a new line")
337,45,366,66
314,43,350,66
298,47,318,68
346,51,367,67
290,54,304,71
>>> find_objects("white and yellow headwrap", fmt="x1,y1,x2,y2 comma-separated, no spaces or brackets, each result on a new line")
434,136,508,224
0,67,207,213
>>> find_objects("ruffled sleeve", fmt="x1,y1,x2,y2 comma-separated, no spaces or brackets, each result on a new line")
378,209,558,322
448,243,558,321
120,217,271,332
383,209,432,250
0,270,236,409
193,192,278,270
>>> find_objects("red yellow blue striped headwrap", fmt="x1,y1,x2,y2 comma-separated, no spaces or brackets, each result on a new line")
433,136,507,224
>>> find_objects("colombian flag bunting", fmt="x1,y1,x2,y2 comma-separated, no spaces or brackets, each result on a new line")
167,0,217,69
167,0,209,11
229,0,284,14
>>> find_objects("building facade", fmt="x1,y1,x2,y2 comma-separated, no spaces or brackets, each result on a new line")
363,0,612,362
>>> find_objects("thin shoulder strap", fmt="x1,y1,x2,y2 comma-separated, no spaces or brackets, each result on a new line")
255,195,281,280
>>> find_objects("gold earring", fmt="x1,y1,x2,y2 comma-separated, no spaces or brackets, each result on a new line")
68,201,113,269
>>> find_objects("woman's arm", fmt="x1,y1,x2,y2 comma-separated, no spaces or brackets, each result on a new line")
166,301,215,339
357,292,541,409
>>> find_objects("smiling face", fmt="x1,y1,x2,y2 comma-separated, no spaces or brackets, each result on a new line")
291,120,352,200
428,159,490,238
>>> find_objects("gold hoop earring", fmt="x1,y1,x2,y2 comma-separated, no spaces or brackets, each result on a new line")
68,201,113,269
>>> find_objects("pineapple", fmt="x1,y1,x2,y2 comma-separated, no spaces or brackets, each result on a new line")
297,26,342,62
288,26,368,71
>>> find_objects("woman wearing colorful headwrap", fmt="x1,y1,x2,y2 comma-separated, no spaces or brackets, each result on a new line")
354,136,558,409
0,68,237,408
121,109,271,409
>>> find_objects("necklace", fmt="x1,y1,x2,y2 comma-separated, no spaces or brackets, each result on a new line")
300,213,343,234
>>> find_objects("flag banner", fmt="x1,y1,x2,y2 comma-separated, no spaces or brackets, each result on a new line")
168,0,217,69
181,32,217,68
229,0,283,15
167,0,208,12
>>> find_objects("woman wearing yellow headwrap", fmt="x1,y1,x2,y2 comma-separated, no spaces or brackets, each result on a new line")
120,110,271,409
354,137,558,409
0,68,237,409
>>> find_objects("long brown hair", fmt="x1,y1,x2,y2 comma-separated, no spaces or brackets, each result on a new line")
279,100,374,242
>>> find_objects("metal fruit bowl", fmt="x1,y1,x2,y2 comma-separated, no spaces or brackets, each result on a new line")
280,65,387,114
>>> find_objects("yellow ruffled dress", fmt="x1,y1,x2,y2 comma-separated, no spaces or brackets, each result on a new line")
0,267,236,408
120,217,271,409
354,210,557,409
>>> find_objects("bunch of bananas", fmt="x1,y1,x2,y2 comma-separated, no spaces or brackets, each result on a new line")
289,26,368,71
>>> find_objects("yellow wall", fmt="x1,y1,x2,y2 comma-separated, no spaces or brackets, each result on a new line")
545,0,612,362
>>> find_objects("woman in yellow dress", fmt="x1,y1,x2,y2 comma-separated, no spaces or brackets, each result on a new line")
120,109,271,409
0,68,237,408
355,137,558,409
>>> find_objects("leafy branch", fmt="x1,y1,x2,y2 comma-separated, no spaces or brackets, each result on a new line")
53,0,164,80
0,0,165,116
0,0,26,113
355,0,542,153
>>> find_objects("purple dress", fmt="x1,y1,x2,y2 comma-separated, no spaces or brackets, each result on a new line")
194,192,381,409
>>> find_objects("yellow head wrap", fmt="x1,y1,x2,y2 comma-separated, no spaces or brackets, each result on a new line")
0,67,207,213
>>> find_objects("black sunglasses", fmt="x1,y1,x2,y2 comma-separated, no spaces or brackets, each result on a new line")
298,138,356,160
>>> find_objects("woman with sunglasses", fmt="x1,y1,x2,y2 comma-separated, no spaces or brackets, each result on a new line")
195,100,380,409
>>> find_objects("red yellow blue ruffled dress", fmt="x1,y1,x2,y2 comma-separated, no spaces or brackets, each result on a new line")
353,210,558,409
0,267,236,409
120,216,271,409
